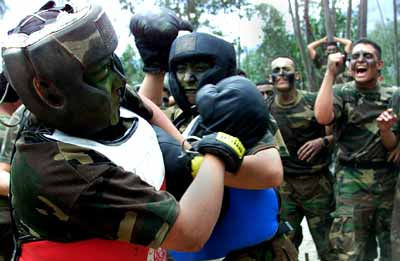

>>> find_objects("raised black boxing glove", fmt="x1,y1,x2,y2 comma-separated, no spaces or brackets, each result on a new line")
197,132,245,173
196,76,268,149
130,7,192,73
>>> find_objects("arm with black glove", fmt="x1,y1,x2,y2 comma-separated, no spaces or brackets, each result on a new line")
130,8,192,108
130,7,192,74
195,76,283,187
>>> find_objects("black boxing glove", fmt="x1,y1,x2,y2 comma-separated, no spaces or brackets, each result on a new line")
129,7,192,73
197,132,245,173
196,76,268,149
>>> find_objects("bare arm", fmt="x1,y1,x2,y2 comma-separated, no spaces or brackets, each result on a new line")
139,73,165,107
334,36,352,54
224,147,283,189
307,36,327,60
161,154,225,251
138,73,187,146
315,52,344,125
0,163,10,196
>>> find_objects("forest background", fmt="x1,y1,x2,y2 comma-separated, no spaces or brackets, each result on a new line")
0,0,398,91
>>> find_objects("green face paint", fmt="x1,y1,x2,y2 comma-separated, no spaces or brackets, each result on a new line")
84,56,126,125
175,60,213,105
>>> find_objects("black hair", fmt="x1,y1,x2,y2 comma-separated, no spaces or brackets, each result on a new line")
256,80,273,86
352,38,382,59
0,72,20,103
326,41,338,48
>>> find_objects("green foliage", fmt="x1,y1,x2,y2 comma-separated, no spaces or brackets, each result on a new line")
241,4,295,82
118,0,250,30
153,0,251,30
369,21,397,85
120,44,145,87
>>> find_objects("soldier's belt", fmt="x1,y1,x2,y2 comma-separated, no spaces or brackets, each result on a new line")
338,159,390,169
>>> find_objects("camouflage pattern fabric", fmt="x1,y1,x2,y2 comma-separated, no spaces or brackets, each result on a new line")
332,82,398,162
0,114,13,261
269,89,335,260
265,111,289,158
392,175,400,260
11,115,179,247
0,105,25,165
390,87,400,261
270,90,332,175
279,172,334,260
330,81,400,260
331,165,397,261
223,234,297,261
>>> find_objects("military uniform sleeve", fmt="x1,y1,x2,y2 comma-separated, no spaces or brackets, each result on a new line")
74,162,180,248
332,83,346,121
12,137,179,248
0,106,25,164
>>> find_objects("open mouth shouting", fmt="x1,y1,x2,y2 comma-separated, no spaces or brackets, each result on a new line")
354,64,369,79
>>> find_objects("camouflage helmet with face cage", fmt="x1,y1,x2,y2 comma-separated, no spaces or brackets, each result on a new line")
2,1,122,135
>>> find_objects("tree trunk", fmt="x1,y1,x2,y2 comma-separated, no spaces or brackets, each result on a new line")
331,0,337,34
346,0,352,39
357,0,368,38
304,0,314,43
303,0,318,90
288,0,316,91
322,0,334,42
394,0,400,86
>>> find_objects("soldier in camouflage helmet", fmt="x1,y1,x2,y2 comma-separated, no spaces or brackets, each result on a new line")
267,56,336,260
1,2,241,261
315,38,399,260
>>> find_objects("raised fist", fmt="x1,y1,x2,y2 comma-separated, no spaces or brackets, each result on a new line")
130,7,192,73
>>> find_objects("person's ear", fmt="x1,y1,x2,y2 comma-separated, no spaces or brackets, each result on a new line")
377,60,384,71
33,77,64,109
295,72,301,81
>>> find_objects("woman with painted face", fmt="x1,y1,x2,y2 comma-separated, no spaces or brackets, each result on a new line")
315,38,400,260
130,8,298,261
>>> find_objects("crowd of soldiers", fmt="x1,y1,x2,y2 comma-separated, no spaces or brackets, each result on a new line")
0,1,399,261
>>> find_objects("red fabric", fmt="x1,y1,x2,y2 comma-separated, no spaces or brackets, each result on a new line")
20,180,169,261
20,239,154,261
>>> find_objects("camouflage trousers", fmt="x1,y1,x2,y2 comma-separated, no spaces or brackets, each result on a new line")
279,170,336,261
0,197,12,261
391,173,400,260
223,234,297,261
331,164,398,261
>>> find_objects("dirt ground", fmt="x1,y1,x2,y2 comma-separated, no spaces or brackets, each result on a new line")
298,219,319,261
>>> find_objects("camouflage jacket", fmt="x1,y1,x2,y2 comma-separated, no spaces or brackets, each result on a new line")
0,114,11,225
0,105,26,164
11,114,179,247
270,90,331,175
332,81,400,163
